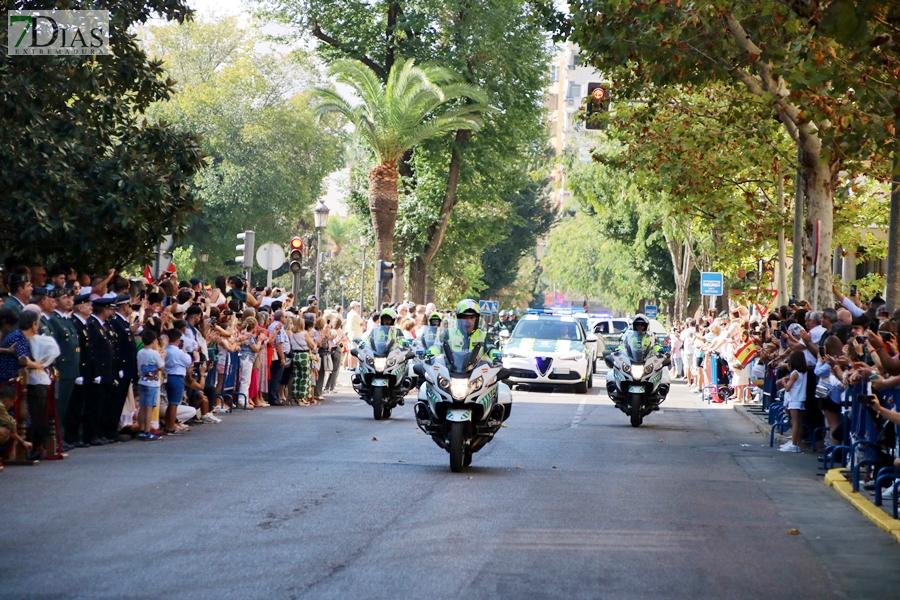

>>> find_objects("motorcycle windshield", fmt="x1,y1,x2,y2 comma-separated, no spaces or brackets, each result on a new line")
442,329,482,374
416,326,440,351
367,326,395,356
622,332,649,364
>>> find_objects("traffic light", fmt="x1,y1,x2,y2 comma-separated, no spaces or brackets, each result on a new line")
235,230,255,268
377,260,394,283
289,236,305,274
585,82,610,130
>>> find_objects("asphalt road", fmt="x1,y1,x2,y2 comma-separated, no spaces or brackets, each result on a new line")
3,371,900,600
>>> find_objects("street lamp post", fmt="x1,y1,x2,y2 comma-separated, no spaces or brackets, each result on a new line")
325,272,332,307
340,275,347,313
313,199,330,300
359,234,367,312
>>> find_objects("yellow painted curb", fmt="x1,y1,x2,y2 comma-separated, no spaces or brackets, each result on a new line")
825,468,900,543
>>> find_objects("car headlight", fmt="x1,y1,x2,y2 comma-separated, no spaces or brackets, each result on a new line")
631,364,644,379
374,357,387,372
559,351,583,361
449,376,482,400
506,349,526,358
438,375,451,390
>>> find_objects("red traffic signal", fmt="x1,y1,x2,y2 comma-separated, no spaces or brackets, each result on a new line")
290,237,303,251
591,87,605,102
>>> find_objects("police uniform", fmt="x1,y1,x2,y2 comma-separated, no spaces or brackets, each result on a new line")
66,294,92,446
108,294,136,442
84,296,116,445
48,290,80,445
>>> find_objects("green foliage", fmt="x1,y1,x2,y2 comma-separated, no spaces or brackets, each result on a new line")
140,16,343,282
480,178,556,297
312,58,489,166
0,0,204,273
259,0,552,301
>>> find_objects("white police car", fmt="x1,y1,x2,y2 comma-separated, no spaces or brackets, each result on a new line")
502,314,596,393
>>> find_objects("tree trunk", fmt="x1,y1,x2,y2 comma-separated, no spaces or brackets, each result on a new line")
886,133,900,311
664,233,692,322
799,140,837,309
368,162,398,301
392,257,405,303
409,255,427,304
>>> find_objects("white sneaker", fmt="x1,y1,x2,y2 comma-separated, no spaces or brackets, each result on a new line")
779,444,801,453
883,486,896,499
779,440,792,449
202,413,221,424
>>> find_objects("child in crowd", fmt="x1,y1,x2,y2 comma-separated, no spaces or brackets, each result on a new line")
778,350,808,453
164,328,192,435
136,329,164,441
0,384,32,468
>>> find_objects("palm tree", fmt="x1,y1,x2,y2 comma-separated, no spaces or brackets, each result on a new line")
325,215,354,258
312,58,490,280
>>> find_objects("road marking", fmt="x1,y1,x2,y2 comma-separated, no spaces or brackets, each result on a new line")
570,397,587,428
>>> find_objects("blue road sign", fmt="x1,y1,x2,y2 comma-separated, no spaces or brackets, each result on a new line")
700,272,724,296
645,305,658,319
479,300,499,315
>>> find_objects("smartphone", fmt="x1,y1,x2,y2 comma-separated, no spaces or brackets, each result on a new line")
850,285,857,296
859,394,875,406
857,336,868,344
139,289,146,301
880,332,893,343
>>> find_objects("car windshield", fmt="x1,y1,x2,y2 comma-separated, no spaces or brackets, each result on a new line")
621,331,650,364
513,319,582,341
366,326,395,356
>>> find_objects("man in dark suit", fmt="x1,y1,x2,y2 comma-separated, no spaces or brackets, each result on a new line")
108,294,137,442
49,288,80,451
66,294,93,448
85,295,116,446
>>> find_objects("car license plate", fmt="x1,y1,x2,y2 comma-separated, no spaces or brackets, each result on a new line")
628,386,643,393
371,379,388,387
553,368,570,374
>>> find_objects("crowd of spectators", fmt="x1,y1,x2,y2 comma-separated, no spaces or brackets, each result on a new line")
667,286,900,492
0,264,411,470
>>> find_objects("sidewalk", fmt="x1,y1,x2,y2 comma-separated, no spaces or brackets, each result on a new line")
733,403,900,545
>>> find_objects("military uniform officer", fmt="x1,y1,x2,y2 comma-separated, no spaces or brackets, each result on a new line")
107,294,137,443
48,288,79,451
84,294,116,446
66,294,93,447
33,286,56,335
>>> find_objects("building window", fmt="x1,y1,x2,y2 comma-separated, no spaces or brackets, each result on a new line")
546,93,559,110
568,54,580,69
550,66,559,83
567,82,581,99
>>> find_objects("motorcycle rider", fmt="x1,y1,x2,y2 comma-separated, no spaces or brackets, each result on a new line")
441,300,501,360
489,310,507,342
368,307,400,344
618,314,662,353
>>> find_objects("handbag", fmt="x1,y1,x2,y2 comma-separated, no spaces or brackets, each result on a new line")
815,383,830,399
733,340,758,368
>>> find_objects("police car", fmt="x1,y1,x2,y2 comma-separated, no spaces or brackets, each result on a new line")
501,314,596,393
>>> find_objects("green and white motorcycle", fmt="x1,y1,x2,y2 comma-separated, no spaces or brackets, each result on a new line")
413,333,513,472
350,326,415,420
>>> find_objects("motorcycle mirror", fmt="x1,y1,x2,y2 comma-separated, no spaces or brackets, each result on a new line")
495,367,512,381
406,351,415,360
603,355,615,369
350,348,359,358
412,363,425,377
662,356,671,368
586,334,598,342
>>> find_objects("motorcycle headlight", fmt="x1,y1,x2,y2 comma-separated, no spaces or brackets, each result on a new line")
386,357,396,368
631,364,644,379
438,375,451,390
366,356,374,366
374,357,387,372
622,362,631,373
450,377,472,400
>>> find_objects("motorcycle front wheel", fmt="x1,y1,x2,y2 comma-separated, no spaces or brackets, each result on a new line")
630,394,643,427
372,387,385,420
449,422,466,472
